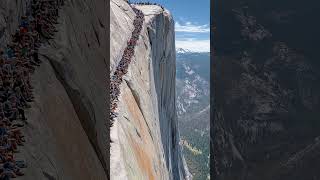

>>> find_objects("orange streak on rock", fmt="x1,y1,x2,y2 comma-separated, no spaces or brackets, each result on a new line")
129,136,155,180
123,84,157,180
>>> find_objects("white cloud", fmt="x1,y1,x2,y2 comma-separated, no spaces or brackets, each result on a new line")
175,21,210,33
176,38,210,52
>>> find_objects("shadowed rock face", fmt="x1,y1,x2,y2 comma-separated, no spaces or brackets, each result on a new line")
1,0,108,179
213,1,320,180
110,0,190,179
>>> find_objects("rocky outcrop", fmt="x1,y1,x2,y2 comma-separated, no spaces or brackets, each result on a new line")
1,0,189,179
213,2,320,180
110,0,190,179
1,0,108,179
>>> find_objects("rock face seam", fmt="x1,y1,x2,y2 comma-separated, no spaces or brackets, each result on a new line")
0,0,64,178
1,0,109,179
45,55,109,177
110,6,145,124
110,1,191,179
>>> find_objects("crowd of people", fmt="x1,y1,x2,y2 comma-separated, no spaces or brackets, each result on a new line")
0,0,63,179
129,1,164,10
110,7,145,126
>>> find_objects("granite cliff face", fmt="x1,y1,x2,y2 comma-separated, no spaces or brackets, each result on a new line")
0,0,188,179
110,0,190,179
213,1,320,180
1,0,108,179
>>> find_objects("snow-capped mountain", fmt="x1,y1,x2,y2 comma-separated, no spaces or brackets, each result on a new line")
176,47,210,54
176,48,193,54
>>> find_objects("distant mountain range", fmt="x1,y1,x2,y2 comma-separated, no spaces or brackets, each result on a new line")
176,49,210,180
176,48,210,54
176,48,193,54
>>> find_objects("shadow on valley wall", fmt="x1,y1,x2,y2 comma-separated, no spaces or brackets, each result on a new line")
212,0,320,180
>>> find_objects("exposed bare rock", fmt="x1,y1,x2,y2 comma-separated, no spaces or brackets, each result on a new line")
1,0,108,179
213,2,320,179
110,0,190,179
1,0,189,179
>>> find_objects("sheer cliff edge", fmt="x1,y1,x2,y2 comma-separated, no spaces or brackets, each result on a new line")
110,0,191,179
0,0,108,179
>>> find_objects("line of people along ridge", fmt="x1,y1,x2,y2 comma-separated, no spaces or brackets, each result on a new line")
0,0,63,179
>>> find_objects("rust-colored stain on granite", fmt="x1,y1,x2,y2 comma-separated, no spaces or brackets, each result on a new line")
123,84,157,180
130,136,155,180
123,82,154,142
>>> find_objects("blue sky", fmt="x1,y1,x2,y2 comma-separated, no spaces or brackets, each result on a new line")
130,0,210,52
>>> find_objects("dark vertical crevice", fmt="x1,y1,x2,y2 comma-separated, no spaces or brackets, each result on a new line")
44,55,109,178
125,80,154,142
42,171,56,180
91,23,101,46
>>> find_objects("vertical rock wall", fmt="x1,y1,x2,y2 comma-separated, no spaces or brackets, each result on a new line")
1,0,109,179
1,0,189,179
213,1,320,180
110,0,190,179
